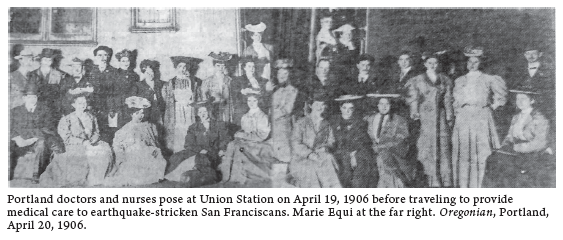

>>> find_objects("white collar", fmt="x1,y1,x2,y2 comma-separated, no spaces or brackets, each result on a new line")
467,70,482,77
520,108,533,116
401,67,411,73
528,62,540,68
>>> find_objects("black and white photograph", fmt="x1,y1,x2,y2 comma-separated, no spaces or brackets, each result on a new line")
8,7,556,189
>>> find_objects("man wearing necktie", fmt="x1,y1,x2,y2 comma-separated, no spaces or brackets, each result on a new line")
338,54,379,116
510,43,555,153
365,96,414,188
10,85,64,182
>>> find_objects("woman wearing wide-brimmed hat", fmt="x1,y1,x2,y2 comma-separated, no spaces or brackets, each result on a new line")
162,56,204,153
482,86,554,188
201,52,234,123
243,22,274,80
104,96,167,187
330,95,374,188
451,46,507,188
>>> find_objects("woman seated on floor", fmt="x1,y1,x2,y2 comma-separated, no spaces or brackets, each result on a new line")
366,95,414,188
40,94,113,187
482,87,555,188
104,96,167,187
219,93,275,185
289,91,341,188
164,100,231,187
331,95,375,188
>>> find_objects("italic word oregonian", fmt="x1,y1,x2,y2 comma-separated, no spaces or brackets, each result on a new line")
200,195,275,203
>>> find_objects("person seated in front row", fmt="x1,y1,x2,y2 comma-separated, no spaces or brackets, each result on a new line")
365,95,414,188
482,87,554,188
289,91,341,188
165,101,231,187
219,93,274,185
331,95,376,188
104,96,167,187
40,94,113,187
10,84,63,182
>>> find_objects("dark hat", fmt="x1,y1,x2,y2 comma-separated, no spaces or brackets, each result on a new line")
523,41,544,52
190,100,212,110
93,46,113,57
140,59,160,71
356,54,375,64
38,48,60,59
209,52,233,63
116,49,137,61
125,96,151,109
170,56,203,75
310,90,331,102
274,58,294,69
239,56,256,66
463,46,484,57
23,83,38,96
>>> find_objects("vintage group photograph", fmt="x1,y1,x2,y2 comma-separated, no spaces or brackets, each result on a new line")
8,7,556,188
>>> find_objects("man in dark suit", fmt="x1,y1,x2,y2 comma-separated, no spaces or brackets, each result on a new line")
27,48,72,119
10,85,64,182
512,45,555,118
338,54,379,115
90,46,119,118
378,51,422,118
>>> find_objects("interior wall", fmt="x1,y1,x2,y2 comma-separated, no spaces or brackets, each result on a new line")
367,9,555,70
9,8,240,80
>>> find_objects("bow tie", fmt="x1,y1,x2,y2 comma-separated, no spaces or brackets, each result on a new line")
529,67,538,70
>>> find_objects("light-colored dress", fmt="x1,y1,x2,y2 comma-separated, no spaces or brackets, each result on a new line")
270,84,298,162
163,77,200,152
406,73,454,187
104,121,167,186
289,116,341,188
201,74,233,122
219,108,274,184
40,112,113,187
452,71,507,188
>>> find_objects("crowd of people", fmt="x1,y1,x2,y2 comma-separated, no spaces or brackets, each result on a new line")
9,20,555,188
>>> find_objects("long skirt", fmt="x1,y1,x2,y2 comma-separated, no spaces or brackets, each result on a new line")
452,106,500,188
105,146,166,186
219,139,275,184
271,116,293,163
334,149,377,188
165,153,218,187
482,149,555,188
418,109,452,187
40,142,113,187
289,152,342,188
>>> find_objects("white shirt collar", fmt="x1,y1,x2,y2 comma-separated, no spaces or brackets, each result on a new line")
520,107,533,116
401,66,411,74
528,62,540,68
